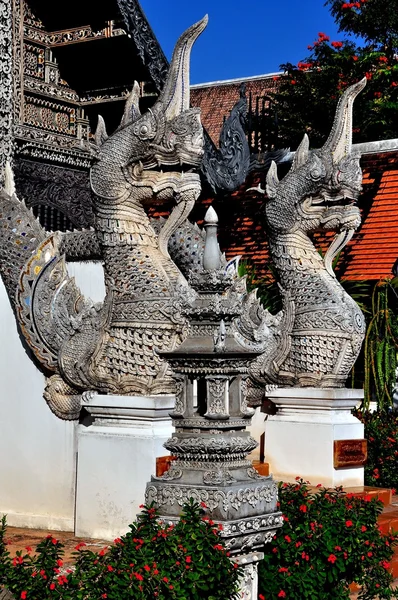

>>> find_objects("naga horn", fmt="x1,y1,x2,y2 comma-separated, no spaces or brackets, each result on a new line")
322,77,366,163
157,15,208,119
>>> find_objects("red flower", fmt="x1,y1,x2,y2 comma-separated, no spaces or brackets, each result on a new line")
279,567,289,572
361,525,367,532
374,91,382,98
49,584,56,590
290,80,297,85
186,556,192,563
278,591,286,598
259,596,265,600
331,41,343,48
25,546,32,553
345,520,353,527
299,504,307,512
381,561,390,570
379,56,388,63
144,565,151,572
107,565,114,572
352,55,358,61
365,72,373,80
101,595,107,599
284,535,291,543
135,573,143,581
200,501,207,508
75,542,86,551
163,577,169,583
20,593,27,600
328,554,337,564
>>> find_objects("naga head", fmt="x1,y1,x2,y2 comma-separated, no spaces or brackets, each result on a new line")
263,78,366,268
90,16,207,254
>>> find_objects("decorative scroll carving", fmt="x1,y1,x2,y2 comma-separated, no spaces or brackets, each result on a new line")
0,0,13,180
146,484,277,514
24,95,77,135
201,84,250,194
117,0,169,93
13,159,95,230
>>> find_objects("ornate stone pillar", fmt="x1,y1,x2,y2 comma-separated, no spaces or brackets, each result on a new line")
145,208,283,596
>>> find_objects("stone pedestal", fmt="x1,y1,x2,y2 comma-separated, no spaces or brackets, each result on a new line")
75,394,174,540
264,388,365,487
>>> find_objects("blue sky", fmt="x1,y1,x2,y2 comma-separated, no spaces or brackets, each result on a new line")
139,0,348,84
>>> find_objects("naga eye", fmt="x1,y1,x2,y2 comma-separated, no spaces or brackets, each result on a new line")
140,125,149,135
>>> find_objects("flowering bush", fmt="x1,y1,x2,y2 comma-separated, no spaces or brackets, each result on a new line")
356,409,398,489
258,480,397,600
0,501,241,599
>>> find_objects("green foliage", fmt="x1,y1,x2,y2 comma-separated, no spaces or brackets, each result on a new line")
356,409,398,489
326,0,398,53
363,278,398,411
0,501,241,600
258,480,397,600
273,0,398,148
237,259,282,314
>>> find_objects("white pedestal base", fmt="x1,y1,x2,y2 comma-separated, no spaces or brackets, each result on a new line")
75,394,174,540
265,388,364,487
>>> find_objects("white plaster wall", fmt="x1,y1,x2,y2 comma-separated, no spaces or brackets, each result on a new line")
0,262,105,531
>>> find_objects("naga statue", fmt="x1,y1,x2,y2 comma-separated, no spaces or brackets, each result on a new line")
0,17,272,419
0,17,211,418
0,11,367,417
249,78,367,393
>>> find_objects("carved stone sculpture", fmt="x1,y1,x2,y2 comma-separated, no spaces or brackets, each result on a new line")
146,207,282,555
0,8,367,418
249,78,367,391
0,18,211,418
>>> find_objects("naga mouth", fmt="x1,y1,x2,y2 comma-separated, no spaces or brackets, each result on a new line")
310,192,358,207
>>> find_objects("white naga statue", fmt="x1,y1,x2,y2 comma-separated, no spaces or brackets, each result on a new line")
0,16,366,418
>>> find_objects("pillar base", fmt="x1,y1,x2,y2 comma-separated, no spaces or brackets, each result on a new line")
265,388,364,487
75,394,174,540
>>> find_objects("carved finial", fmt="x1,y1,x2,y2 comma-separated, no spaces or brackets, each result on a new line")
204,205,218,224
203,206,221,270
4,161,15,196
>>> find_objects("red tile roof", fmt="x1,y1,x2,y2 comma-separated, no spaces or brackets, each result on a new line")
343,151,398,280
191,75,280,146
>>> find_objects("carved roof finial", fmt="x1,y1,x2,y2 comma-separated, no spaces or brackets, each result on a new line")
203,205,220,271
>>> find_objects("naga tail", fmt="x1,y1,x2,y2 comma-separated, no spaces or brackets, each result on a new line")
0,165,46,309
0,166,100,420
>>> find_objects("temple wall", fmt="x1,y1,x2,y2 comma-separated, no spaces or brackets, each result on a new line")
0,262,105,531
